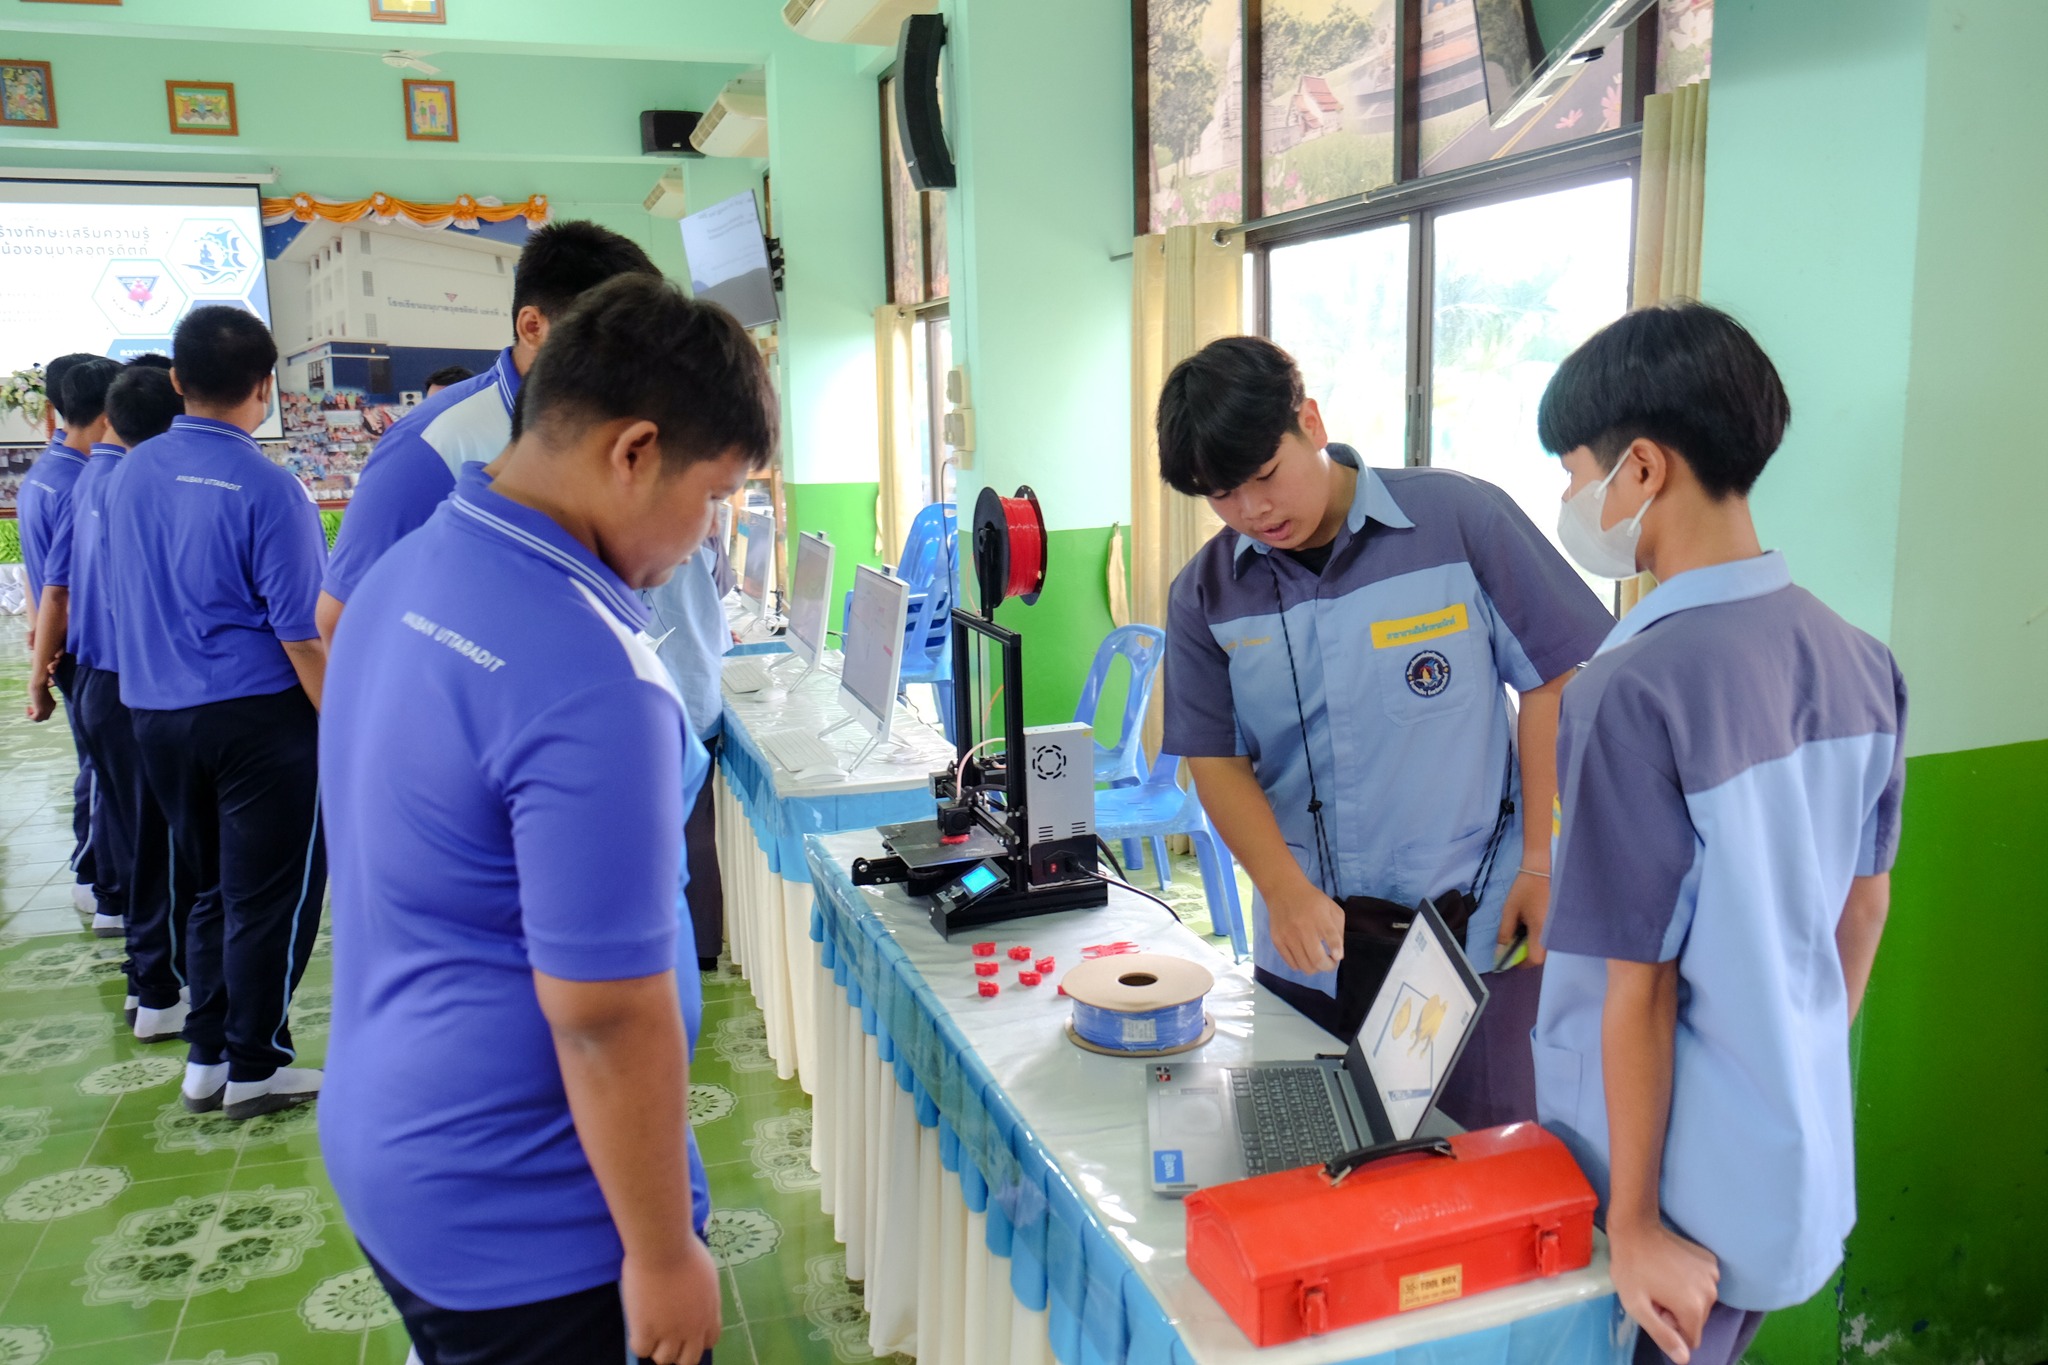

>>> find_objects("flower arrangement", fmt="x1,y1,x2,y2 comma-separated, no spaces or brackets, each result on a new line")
0,367,47,429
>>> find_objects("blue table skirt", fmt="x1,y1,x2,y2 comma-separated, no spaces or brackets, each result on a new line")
803,835,1632,1365
716,709,941,885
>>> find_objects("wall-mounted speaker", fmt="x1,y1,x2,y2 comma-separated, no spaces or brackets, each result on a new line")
894,13,955,191
641,110,705,157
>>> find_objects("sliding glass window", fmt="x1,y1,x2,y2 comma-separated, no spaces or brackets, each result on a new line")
1261,170,1633,582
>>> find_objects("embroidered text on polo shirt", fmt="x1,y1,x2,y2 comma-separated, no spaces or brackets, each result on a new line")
175,474,244,491
401,611,508,673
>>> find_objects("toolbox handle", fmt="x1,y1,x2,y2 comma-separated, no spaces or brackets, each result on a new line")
1321,1136,1455,1186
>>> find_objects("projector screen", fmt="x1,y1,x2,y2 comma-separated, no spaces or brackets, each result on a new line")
0,179,282,441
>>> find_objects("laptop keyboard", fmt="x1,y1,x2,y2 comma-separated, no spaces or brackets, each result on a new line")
1234,1067,1347,1176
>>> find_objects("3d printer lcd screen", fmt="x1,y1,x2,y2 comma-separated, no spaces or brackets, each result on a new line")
959,866,998,895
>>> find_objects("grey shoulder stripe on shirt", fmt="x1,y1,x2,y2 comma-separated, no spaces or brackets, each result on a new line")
448,496,641,624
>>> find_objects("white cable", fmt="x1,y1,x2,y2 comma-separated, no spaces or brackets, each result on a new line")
953,735,1005,800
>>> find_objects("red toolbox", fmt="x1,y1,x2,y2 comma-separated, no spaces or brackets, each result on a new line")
1184,1124,1597,1345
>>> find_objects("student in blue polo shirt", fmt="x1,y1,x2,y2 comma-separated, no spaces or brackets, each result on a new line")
321,274,774,1365
20,351,115,932
645,538,737,971
1533,304,1905,1365
71,363,188,1041
1157,336,1614,1129
316,220,660,646
107,306,329,1122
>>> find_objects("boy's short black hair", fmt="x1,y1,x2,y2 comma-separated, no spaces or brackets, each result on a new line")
59,358,123,430
520,274,777,473
173,306,278,407
422,364,474,390
43,353,101,425
126,353,174,370
1156,336,1307,498
510,221,660,328
106,366,185,447
1537,301,1792,499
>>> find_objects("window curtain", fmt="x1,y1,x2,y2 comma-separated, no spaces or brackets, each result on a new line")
1621,77,1710,613
1127,223,1244,754
873,303,919,560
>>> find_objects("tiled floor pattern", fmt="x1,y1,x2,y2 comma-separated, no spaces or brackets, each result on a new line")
0,617,910,1365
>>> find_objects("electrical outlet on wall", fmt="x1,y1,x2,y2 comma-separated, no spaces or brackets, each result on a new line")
944,363,974,464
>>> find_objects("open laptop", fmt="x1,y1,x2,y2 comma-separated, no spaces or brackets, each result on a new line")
1145,898,1488,1195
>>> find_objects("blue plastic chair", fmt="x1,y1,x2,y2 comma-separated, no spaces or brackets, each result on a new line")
1073,625,1166,787
1093,753,1248,959
845,503,958,736
1072,625,1167,871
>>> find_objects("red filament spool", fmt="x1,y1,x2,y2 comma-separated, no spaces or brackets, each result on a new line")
972,485,1049,610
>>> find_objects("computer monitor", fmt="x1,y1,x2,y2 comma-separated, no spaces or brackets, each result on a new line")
739,510,775,618
838,564,911,751
786,531,836,672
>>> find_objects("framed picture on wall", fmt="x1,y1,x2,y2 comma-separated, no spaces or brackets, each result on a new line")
166,80,238,136
403,79,458,141
370,0,445,21
0,60,57,129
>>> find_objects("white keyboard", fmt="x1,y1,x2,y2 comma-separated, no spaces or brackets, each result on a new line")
723,658,774,695
758,727,842,775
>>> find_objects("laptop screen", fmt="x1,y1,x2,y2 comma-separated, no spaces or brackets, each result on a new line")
1346,902,1487,1141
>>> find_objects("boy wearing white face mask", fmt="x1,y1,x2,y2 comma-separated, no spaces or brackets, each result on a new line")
1533,302,1906,1365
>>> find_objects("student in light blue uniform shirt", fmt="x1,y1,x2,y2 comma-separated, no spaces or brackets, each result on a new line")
1533,304,1905,1365
107,307,329,1122
645,537,737,970
1157,337,1614,1129
19,351,113,930
317,221,660,647
321,275,776,1365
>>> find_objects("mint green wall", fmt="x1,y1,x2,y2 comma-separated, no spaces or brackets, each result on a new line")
1704,4,2048,1361
766,41,886,487
1699,0,1927,646
0,0,773,65
785,481,881,622
944,0,1134,535
1887,4,2048,760
939,0,1134,724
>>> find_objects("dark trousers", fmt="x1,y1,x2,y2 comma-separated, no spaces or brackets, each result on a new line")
73,666,187,1008
1256,962,1544,1131
1633,1304,1766,1365
364,1247,710,1365
684,749,723,966
131,687,325,1082
50,655,102,896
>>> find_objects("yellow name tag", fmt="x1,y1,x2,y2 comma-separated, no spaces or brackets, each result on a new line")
1398,1264,1464,1311
1371,604,1468,650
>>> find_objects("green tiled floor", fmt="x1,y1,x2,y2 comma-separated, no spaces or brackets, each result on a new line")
0,617,903,1364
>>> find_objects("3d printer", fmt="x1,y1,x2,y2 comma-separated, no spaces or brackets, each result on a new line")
850,485,1109,936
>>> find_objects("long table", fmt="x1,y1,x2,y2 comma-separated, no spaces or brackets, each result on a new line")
802,829,1634,1365
713,649,956,1089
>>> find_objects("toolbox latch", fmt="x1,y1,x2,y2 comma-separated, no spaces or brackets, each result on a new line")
1535,1222,1563,1276
1298,1278,1330,1335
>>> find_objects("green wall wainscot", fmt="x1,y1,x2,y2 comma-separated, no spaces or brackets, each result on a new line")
784,480,881,630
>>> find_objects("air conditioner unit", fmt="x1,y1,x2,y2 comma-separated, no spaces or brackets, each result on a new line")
781,0,936,47
689,77,770,159
643,169,688,220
